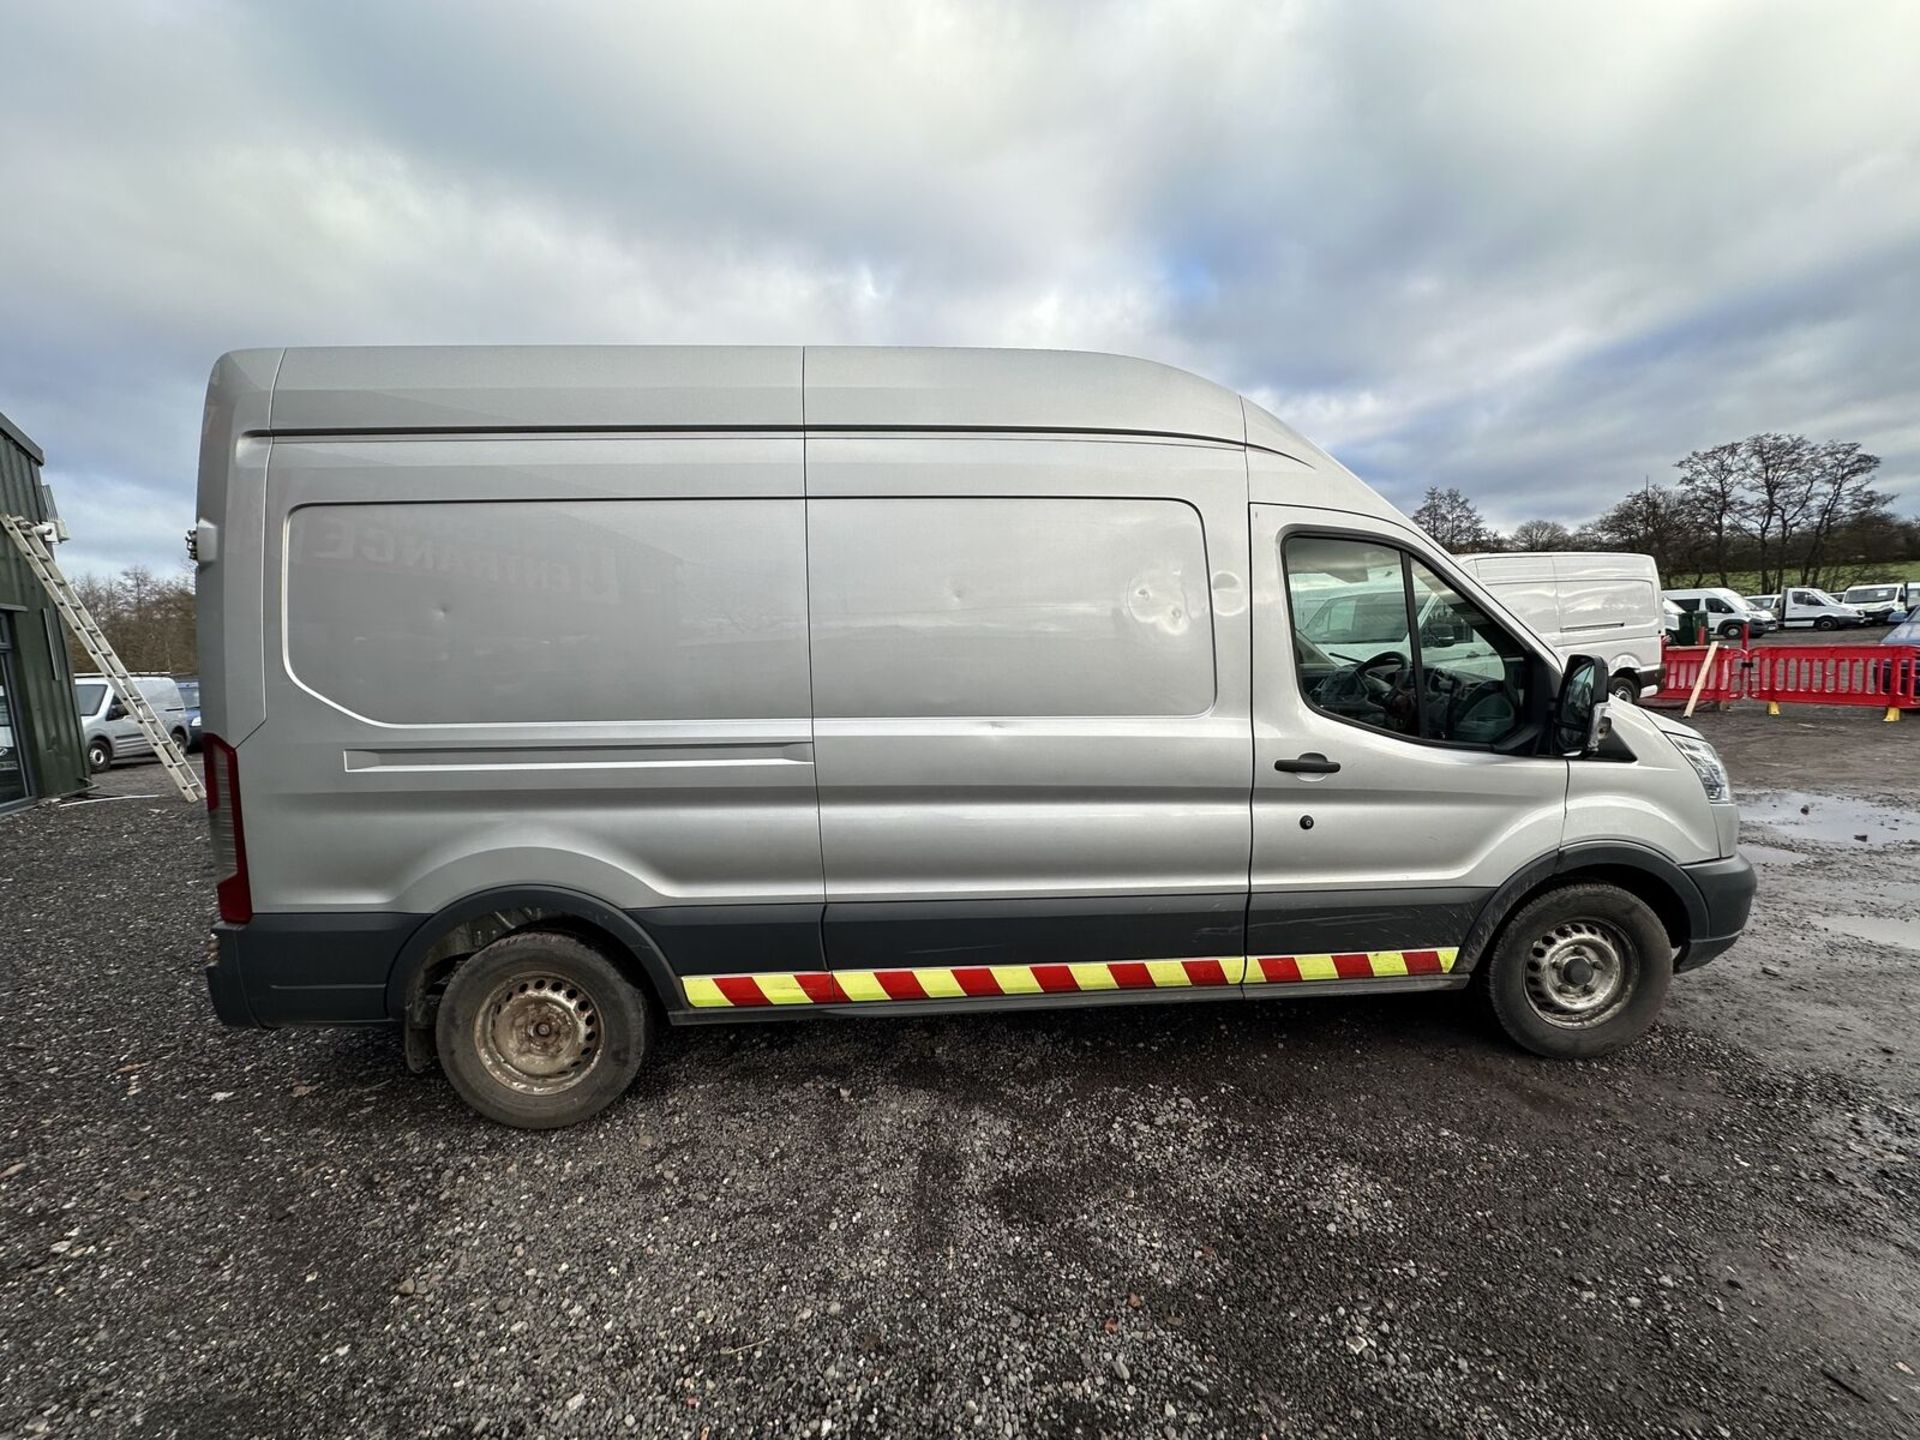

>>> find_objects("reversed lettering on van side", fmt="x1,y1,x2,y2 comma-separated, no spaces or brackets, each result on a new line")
283,499,811,725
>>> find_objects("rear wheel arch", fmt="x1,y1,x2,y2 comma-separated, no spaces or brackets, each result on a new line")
384,885,678,1028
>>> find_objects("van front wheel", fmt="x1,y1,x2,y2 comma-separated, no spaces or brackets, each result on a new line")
1482,883,1672,1059
1608,673,1638,705
436,929,653,1129
86,738,112,773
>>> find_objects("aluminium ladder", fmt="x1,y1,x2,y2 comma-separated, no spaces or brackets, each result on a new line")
0,513,203,802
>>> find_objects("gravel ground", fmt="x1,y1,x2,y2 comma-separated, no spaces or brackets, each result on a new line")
3,718,1917,1440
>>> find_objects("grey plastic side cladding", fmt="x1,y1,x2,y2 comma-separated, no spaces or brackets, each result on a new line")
1453,842,1709,976
383,886,681,1023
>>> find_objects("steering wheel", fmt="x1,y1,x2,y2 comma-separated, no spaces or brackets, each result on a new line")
1355,650,1409,700
1316,649,1410,711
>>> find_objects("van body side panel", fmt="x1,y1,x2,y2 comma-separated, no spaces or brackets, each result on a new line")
246,435,824,927
270,345,803,433
805,437,1253,966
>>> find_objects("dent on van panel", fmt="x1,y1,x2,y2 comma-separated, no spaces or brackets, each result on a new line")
807,496,1215,718
283,499,809,725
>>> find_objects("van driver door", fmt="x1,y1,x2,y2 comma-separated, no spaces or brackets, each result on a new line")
1247,503,1568,983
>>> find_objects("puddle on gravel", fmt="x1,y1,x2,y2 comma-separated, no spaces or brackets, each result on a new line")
1809,915,1920,951
1739,843,1808,867
1739,791,1920,846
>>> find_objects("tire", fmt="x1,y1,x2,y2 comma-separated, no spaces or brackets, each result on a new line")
170,729,189,754
1814,617,1836,632
1481,883,1673,1059
1718,620,1744,639
436,929,653,1129
86,737,112,774
1608,673,1638,705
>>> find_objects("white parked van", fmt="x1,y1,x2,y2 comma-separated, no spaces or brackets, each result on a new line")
72,674,190,774
195,347,1755,1128
1456,552,1664,705
1662,588,1774,640
1840,582,1919,625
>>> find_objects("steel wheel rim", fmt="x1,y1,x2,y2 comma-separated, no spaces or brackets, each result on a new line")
473,972,602,1095
1523,919,1634,1029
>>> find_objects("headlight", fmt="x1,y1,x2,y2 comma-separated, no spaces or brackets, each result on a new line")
1670,735,1731,803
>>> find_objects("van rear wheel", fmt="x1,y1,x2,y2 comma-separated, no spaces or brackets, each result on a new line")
86,738,112,773
1482,883,1672,1059
436,929,653,1129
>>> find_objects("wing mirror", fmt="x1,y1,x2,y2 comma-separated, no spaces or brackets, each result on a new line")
1553,654,1610,755
105,700,126,721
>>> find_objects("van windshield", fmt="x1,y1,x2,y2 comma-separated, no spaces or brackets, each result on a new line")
74,682,107,713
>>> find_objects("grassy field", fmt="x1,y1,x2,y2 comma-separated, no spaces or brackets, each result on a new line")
1679,563,1920,595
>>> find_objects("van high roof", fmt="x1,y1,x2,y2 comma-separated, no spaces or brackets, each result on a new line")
213,345,1323,459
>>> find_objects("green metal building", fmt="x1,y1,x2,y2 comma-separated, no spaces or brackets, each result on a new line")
0,410,87,809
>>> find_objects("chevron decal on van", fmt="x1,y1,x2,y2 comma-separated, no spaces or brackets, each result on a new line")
680,949,1458,1008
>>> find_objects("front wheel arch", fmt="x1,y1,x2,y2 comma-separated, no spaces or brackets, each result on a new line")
1459,852,1694,980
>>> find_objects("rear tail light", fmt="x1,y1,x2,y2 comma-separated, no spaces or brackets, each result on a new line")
202,734,253,923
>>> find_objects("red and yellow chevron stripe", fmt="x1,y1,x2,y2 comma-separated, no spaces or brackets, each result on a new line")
682,948,1457,1008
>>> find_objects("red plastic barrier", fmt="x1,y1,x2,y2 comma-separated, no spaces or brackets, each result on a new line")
1748,644,1920,710
1649,644,1747,707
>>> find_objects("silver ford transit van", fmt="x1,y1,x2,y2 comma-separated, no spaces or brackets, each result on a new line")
195,347,1754,1128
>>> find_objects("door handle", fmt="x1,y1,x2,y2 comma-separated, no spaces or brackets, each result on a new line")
1273,754,1341,774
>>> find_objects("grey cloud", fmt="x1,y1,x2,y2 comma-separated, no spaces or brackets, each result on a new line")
2,0,1917,573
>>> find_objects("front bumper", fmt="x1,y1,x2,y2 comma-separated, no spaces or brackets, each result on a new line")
1675,853,1757,972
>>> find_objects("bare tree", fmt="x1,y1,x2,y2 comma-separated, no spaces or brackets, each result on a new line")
1579,484,1708,581
1673,443,1748,584
1739,433,1817,594
63,566,198,674
1797,441,1883,589
1508,519,1573,552
1410,486,1496,552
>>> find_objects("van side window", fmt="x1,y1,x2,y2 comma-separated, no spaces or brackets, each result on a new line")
1283,535,1530,748
809,497,1214,718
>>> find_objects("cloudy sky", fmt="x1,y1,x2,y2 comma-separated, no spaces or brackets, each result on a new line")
4,0,1918,576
